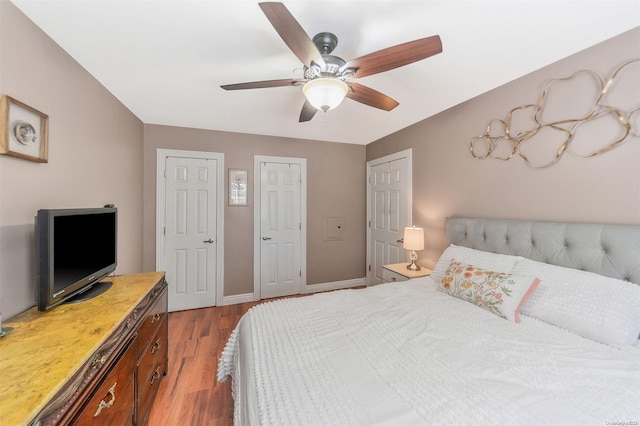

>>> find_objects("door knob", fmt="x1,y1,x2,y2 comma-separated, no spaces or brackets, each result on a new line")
396,238,404,243
262,236,272,240
203,239,215,243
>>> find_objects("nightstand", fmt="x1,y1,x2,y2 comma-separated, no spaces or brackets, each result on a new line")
382,263,432,283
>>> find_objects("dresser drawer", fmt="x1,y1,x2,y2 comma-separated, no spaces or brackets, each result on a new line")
138,316,168,391
73,337,136,425
137,319,168,424
382,268,409,283
136,287,168,360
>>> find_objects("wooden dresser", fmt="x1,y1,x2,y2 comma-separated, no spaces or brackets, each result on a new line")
0,272,168,425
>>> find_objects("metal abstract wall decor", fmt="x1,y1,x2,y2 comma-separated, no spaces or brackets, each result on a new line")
470,59,639,168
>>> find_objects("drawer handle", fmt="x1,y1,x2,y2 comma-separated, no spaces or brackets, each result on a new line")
151,339,161,354
150,313,161,324
94,382,117,417
150,367,161,385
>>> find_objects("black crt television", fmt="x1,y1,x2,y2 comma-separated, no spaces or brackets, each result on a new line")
35,207,117,311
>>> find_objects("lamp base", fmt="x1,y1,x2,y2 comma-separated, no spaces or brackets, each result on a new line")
406,260,421,271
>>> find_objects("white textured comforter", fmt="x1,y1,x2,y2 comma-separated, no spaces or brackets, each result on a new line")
218,278,640,426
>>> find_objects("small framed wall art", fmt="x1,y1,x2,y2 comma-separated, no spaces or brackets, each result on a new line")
229,168,249,206
0,95,49,163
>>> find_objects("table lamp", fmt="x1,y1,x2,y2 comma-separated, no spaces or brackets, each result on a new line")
403,226,424,271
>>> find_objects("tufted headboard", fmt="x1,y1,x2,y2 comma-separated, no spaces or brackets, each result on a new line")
446,217,640,285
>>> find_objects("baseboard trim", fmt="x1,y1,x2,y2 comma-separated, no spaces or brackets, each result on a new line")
221,292,255,306
221,277,367,306
303,277,366,294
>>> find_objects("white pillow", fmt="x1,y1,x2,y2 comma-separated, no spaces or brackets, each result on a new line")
516,258,640,347
432,244,522,283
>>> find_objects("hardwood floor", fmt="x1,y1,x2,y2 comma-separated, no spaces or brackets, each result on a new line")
146,301,262,425
146,287,363,425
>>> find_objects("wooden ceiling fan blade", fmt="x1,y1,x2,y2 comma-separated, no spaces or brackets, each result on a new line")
341,35,442,78
346,83,399,111
299,99,318,122
259,2,325,68
221,79,303,90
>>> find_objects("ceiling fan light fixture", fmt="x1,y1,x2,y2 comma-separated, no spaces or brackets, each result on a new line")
303,78,348,112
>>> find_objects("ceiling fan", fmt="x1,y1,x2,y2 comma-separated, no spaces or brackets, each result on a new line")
221,2,443,122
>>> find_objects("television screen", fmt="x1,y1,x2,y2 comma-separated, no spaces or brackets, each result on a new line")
36,207,117,311
52,213,116,294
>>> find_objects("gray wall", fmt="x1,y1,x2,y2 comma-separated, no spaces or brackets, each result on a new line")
0,2,144,318
142,124,367,297
367,27,640,269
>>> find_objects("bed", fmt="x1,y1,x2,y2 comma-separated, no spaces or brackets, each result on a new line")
218,217,640,425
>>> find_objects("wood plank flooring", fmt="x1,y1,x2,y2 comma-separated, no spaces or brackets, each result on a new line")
146,301,262,426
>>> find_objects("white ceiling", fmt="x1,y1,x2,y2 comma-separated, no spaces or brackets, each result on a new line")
10,0,640,145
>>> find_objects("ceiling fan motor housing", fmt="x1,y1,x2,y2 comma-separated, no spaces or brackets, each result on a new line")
305,55,346,79
305,32,349,80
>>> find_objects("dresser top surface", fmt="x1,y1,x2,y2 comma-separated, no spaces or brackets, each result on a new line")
0,271,165,425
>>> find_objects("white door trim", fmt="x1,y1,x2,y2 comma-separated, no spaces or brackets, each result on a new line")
366,148,413,285
156,148,225,306
253,155,307,301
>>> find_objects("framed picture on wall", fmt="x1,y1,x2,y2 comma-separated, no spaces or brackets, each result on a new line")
229,168,249,206
0,95,49,163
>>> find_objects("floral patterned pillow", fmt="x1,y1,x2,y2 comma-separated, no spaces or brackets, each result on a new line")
440,259,540,322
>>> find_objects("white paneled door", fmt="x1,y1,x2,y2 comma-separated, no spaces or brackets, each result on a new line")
163,156,219,312
258,160,304,299
367,150,412,285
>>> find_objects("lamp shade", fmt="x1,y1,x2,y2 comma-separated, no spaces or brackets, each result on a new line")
302,78,348,111
403,226,424,251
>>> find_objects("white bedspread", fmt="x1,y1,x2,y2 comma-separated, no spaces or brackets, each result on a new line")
218,278,640,426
